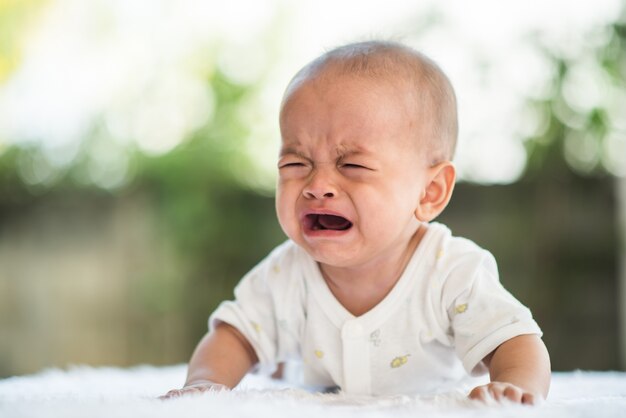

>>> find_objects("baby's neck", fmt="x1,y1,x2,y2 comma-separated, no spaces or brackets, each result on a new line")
320,225,427,317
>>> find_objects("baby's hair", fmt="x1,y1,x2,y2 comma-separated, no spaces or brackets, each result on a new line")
283,40,458,162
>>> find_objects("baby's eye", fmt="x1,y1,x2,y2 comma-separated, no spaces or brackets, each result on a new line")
341,163,368,169
279,162,307,169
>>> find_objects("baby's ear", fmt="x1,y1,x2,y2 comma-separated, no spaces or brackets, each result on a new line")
414,162,456,222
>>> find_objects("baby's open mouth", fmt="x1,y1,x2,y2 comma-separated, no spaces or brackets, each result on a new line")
305,214,353,231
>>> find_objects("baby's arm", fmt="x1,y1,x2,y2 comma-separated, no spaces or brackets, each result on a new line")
162,321,258,398
468,334,551,405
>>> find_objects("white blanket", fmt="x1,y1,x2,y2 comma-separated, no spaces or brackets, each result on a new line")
1,365,625,417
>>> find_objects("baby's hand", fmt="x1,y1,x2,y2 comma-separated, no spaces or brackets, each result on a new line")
159,381,229,399
468,382,541,405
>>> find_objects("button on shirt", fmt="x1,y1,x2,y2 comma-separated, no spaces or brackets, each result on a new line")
210,222,542,395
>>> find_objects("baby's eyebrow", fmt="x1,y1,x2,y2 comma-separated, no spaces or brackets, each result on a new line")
279,144,373,158
336,147,373,159
339,150,366,157
279,146,306,158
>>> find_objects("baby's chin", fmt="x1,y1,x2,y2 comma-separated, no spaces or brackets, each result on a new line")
298,239,368,269
280,222,368,267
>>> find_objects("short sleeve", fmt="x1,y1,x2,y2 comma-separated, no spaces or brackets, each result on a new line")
209,241,305,375
443,251,542,376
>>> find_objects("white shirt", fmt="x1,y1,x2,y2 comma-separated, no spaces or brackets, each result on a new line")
210,222,542,395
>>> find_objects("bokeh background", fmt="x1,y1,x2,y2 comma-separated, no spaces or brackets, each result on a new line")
1,0,625,377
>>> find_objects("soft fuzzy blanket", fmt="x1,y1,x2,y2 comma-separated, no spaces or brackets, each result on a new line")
1,365,625,418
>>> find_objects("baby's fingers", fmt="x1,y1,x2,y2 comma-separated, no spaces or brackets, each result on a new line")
159,382,229,400
159,387,205,399
159,389,185,399
501,385,523,403
468,385,490,402
469,383,541,405
521,392,539,405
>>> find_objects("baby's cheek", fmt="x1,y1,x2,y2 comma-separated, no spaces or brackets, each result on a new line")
275,191,291,219
276,214,296,239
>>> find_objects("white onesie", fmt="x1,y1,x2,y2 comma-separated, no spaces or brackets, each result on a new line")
210,222,542,395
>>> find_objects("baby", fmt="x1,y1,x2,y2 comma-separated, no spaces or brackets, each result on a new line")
164,41,551,404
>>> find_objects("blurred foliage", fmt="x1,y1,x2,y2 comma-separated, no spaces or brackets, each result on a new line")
0,67,287,351
523,20,626,179
129,70,286,337
0,0,47,82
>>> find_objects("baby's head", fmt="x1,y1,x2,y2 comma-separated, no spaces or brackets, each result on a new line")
282,41,458,164
276,41,458,268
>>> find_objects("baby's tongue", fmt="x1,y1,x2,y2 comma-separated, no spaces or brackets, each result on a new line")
318,214,351,230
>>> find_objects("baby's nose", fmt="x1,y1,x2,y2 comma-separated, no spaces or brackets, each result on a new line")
303,169,338,200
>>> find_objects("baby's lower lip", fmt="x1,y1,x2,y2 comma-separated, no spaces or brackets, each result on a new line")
303,227,352,238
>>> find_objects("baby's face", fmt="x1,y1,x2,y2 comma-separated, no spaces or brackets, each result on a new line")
276,73,432,269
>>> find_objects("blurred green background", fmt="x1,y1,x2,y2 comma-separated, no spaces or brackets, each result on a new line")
0,0,625,377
